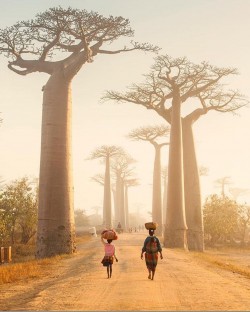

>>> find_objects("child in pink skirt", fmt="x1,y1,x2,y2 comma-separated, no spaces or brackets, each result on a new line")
101,237,118,278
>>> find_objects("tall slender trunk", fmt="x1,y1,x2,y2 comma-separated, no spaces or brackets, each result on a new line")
152,145,163,236
103,156,112,228
115,174,121,225
119,178,125,229
182,119,204,251
124,184,129,230
102,197,106,226
36,71,75,258
164,91,188,249
112,188,117,225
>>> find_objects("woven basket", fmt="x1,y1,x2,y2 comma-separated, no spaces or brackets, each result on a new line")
101,230,118,240
145,222,158,230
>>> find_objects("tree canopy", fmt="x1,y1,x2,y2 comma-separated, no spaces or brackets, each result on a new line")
0,177,38,244
203,194,239,245
127,124,170,146
103,54,247,122
0,6,159,77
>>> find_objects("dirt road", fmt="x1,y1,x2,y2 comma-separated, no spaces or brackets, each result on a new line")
1,232,250,311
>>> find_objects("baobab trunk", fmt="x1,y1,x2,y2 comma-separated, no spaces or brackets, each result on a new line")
182,120,204,251
112,188,117,225
103,156,112,228
36,70,75,258
162,170,168,227
119,178,126,230
164,90,188,249
152,146,163,236
115,174,121,226
124,184,129,231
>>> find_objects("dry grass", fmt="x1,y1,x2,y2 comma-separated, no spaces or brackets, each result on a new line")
191,251,250,279
75,232,91,244
0,255,62,285
0,233,91,285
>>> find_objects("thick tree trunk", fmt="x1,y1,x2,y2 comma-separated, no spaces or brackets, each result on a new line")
162,173,168,227
152,146,163,236
164,92,188,249
36,70,76,258
103,156,112,228
182,120,204,251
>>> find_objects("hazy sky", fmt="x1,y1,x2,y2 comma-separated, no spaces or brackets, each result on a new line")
0,0,250,218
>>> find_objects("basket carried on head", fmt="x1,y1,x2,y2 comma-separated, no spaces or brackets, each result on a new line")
145,222,158,230
101,229,118,240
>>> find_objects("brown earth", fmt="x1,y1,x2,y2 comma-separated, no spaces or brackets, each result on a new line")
0,232,250,311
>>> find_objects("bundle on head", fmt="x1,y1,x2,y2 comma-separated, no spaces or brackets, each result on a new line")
101,229,118,240
145,222,158,230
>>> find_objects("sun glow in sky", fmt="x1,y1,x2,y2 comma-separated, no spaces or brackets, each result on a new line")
0,0,250,218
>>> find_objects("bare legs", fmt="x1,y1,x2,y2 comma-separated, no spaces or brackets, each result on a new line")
151,270,155,280
107,265,112,278
147,268,155,280
148,268,151,279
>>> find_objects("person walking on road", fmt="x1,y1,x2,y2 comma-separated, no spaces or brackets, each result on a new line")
141,228,163,280
101,237,118,279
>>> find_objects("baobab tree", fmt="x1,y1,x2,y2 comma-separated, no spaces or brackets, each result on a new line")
111,153,136,230
161,166,168,226
90,174,105,223
124,178,139,230
0,7,158,257
128,125,170,236
214,176,232,198
104,54,247,250
88,145,123,228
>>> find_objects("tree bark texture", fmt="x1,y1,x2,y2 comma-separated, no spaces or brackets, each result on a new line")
36,70,75,258
152,146,163,236
164,91,188,249
182,120,204,251
103,156,112,228
162,174,168,227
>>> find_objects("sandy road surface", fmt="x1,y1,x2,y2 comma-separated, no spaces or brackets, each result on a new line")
1,232,250,311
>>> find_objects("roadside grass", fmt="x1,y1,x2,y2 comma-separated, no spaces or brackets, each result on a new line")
191,250,250,279
0,232,90,285
0,255,62,285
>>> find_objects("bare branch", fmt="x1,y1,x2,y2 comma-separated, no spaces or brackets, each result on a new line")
88,145,125,160
111,152,136,178
90,174,105,186
127,124,170,146
0,6,158,77
104,53,247,126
